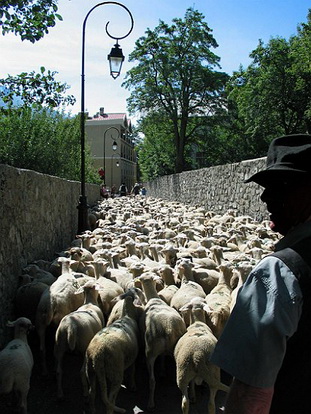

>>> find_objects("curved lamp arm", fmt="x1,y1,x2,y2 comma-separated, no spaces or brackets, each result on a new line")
78,2,134,234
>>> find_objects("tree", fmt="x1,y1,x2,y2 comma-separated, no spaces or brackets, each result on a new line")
123,8,229,173
134,112,176,181
0,0,62,42
0,108,97,182
227,9,311,155
0,66,76,110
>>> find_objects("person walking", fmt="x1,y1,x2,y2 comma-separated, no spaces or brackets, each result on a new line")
211,134,311,414
119,183,128,197
131,182,140,196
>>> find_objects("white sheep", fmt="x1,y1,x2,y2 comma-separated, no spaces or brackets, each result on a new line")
54,280,105,400
92,260,124,316
81,292,140,414
0,318,34,414
174,300,229,414
35,257,85,374
138,272,187,411
204,263,233,338
106,287,145,326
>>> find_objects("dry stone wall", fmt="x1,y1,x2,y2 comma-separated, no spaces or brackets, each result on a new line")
146,157,268,222
0,164,99,346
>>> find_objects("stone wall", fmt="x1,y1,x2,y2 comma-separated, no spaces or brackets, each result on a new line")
0,164,99,346
146,157,268,222
0,157,268,346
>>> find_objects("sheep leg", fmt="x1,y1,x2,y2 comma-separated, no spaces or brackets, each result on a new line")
189,379,196,403
207,387,217,414
104,382,125,414
202,366,230,414
146,354,157,411
55,353,64,400
125,362,137,392
180,386,190,414
37,326,48,375
88,375,97,414
15,389,27,414
80,361,89,400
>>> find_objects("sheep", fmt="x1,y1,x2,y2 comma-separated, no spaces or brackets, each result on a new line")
156,264,178,305
92,260,124,316
106,287,145,326
0,318,34,414
230,263,253,311
174,300,229,414
170,279,206,327
204,263,233,338
81,291,140,414
35,258,85,374
22,264,56,286
15,275,48,323
54,280,105,400
175,257,219,295
138,272,187,411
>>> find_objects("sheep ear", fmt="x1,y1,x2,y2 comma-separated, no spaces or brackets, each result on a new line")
74,287,84,295
203,304,212,314
179,303,191,312
6,320,15,327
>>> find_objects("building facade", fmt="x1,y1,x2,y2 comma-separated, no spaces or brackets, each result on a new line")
85,108,137,192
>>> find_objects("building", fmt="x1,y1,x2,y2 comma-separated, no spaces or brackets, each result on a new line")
85,107,137,192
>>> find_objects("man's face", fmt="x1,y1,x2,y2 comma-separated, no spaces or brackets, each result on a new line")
260,179,311,235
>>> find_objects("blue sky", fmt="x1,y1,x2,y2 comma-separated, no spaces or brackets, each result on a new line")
0,0,309,120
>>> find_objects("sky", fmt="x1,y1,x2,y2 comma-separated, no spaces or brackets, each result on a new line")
0,0,310,121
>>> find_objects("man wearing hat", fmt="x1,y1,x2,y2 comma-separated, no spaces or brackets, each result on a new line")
211,134,311,413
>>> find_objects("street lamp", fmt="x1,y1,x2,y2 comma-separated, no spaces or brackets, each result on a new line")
111,152,121,189
77,2,134,234
103,126,119,185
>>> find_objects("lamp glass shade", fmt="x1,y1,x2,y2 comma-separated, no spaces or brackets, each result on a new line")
108,44,125,79
112,141,118,151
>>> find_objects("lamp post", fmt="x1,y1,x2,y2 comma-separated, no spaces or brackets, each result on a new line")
111,152,121,189
103,126,119,186
77,2,134,234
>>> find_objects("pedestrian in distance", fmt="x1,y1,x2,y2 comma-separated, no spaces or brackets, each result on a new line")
211,134,311,414
100,183,109,199
119,183,128,196
98,167,105,180
131,182,140,196
111,185,116,198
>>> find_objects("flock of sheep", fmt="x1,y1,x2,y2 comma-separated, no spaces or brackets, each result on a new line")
0,195,280,414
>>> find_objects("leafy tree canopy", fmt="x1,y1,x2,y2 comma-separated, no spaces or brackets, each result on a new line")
123,8,229,173
134,111,176,181
0,0,62,42
0,66,76,110
0,108,97,182
227,9,311,152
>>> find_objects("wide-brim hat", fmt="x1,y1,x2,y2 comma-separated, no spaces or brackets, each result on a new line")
245,134,311,186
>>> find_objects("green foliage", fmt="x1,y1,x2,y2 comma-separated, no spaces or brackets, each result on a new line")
0,108,97,183
123,8,229,173
0,0,62,42
226,10,311,153
0,67,76,109
134,112,175,181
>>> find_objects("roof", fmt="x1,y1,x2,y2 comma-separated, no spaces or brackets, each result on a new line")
91,113,127,120
87,112,132,132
